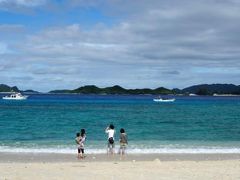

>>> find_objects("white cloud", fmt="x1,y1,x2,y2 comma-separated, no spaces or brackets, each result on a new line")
1,0,240,91
0,0,46,12
0,0,45,7
17,0,45,6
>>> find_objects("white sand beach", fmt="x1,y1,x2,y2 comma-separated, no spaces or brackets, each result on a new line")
0,153,239,180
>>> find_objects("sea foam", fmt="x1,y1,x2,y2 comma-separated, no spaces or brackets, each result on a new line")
0,146,240,154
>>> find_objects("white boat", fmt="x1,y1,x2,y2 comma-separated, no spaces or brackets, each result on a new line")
189,93,198,96
2,93,28,100
153,97,175,102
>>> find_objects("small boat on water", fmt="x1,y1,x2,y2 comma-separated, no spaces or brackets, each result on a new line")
2,92,28,100
153,96,175,102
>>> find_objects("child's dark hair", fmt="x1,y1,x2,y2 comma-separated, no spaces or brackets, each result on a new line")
76,132,80,137
109,124,114,129
120,128,125,133
81,129,85,136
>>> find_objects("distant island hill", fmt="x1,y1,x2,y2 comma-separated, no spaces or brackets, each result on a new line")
0,83,240,95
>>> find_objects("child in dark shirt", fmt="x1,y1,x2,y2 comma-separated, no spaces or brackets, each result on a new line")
119,128,128,155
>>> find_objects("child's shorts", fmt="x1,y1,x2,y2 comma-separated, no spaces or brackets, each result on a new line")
108,142,115,149
78,148,84,154
120,143,127,149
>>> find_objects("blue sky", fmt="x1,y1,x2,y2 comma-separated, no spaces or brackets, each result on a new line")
0,0,240,92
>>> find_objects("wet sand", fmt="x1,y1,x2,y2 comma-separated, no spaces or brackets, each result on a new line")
0,152,240,163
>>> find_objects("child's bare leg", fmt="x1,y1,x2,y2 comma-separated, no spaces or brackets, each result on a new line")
122,147,124,154
82,150,86,158
80,149,84,159
109,147,113,155
77,149,81,159
119,148,122,155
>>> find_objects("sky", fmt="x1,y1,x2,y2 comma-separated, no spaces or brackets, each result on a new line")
0,0,240,92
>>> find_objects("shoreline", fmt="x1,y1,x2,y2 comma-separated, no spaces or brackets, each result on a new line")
1,152,240,163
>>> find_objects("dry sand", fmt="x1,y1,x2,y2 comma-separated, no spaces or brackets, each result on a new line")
0,153,240,180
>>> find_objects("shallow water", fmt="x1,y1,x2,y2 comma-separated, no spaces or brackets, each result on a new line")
0,94,240,154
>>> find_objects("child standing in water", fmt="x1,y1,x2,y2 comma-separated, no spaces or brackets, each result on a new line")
119,128,128,155
105,124,115,154
75,129,86,159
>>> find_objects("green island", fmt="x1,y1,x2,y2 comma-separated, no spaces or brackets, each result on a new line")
1,83,240,95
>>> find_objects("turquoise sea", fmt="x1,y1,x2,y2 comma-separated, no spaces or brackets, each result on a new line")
0,94,240,154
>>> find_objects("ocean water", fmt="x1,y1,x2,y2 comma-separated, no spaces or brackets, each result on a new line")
0,94,240,154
